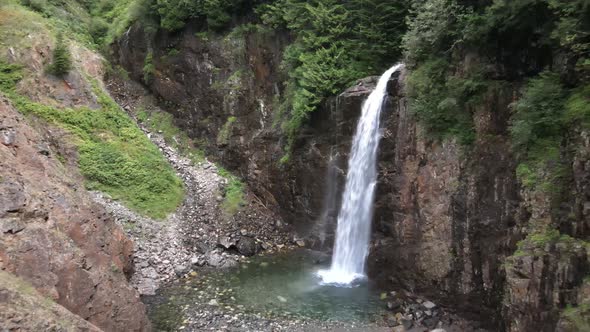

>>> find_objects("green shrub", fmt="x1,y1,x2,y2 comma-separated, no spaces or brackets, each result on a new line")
402,0,468,65
20,0,49,14
406,58,483,144
143,51,155,83
510,71,577,193
167,48,179,56
138,109,205,162
47,33,72,77
217,116,237,146
89,17,109,44
510,72,567,150
563,84,590,127
217,167,245,216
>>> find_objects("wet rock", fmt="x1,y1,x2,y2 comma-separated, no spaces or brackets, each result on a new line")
386,314,398,327
174,264,188,276
220,257,238,269
392,325,406,332
423,317,439,329
401,319,413,330
219,236,237,249
237,236,257,256
387,299,403,311
207,252,225,267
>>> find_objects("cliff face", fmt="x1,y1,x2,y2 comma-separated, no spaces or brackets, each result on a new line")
114,24,589,330
0,98,150,331
113,23,356,239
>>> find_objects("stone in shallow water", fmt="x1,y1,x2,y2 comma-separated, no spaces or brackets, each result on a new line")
207,252,225,267
175,265,188,276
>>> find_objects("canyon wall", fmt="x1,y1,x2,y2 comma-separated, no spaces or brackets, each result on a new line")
114,24,589,330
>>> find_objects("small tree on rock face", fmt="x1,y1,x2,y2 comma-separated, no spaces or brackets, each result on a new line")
48,33,72,77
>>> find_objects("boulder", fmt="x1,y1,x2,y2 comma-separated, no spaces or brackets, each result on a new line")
237,236,258,256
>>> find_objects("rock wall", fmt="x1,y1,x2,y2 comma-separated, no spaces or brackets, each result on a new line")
112,23,356,241
0,97,150,331
113,23,589,331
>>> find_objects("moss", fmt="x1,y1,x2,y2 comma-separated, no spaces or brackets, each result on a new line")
562,302,590,331
143,51,155,83
135,108,205,163
0,61,184,219
217,116,237,146
167,47,179,56
195,31,209,41
218,167,245,216
510,228,590,262
279,153,290,165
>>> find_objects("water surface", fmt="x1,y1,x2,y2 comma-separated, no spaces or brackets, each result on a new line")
146,250,386,330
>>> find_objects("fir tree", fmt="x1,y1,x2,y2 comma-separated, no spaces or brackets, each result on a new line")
49,33,72,77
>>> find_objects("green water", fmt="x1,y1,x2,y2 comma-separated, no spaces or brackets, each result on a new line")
146,249,386,329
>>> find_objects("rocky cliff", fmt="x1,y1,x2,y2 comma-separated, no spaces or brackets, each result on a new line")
113,23,589,331
0,97,150,331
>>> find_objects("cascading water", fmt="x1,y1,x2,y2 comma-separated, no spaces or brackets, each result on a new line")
318,64,404,286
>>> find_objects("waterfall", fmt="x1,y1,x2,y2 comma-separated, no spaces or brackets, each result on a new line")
318,64,404,286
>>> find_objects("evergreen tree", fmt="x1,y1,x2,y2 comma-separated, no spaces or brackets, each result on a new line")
49,33,72,77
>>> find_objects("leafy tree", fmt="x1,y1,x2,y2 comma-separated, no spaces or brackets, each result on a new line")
48,33,72,77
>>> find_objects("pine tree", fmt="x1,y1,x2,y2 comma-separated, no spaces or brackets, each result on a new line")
49,33,72,77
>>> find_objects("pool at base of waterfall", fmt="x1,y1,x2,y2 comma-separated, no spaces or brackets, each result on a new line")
145,249,386,331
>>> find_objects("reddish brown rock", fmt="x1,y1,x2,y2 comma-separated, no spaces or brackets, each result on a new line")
0,97,150,331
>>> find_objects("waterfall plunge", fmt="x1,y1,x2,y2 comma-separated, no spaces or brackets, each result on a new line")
318,64,404,286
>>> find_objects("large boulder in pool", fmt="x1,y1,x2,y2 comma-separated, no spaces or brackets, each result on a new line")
237,236,258,256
